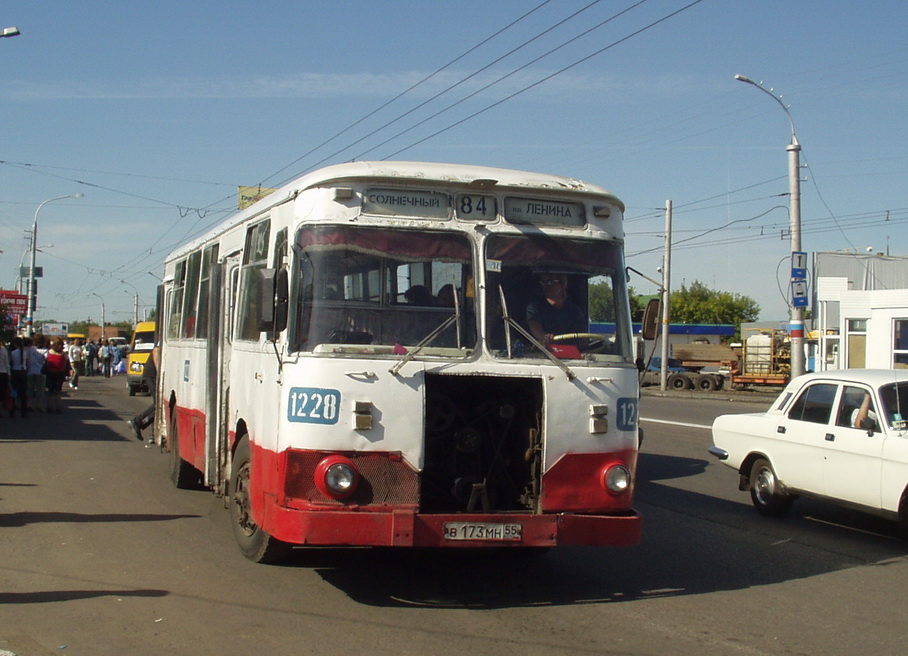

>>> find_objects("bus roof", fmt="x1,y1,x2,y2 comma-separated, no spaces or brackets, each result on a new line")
165,161,624,264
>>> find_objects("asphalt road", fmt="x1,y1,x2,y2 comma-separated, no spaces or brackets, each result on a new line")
2,378,907,655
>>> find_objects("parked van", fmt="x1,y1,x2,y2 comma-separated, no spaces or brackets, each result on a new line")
127,321,156,396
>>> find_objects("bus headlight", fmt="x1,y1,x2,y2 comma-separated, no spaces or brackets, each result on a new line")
314,455,359,500
601,464,631,495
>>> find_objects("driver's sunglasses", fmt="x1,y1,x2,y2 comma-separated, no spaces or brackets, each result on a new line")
540,278,564,286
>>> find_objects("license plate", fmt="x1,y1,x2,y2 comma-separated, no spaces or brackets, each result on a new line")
443,522,522,541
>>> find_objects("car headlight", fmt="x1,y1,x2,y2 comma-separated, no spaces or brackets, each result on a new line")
314,455,359,500
601,464,631,495
130,361,143,373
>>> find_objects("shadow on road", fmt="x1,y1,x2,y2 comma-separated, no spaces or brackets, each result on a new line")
0,510,199,527
299,452,908,609
0,588,168,604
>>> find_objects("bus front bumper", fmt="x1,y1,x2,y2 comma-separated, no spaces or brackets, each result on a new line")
265,507,641,548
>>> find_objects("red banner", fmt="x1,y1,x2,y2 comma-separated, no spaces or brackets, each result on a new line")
0,290,28,314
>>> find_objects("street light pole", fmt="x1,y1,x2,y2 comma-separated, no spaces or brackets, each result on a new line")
734,74,805,378
91,292,105,339
120,280,140,325
26,194,83,336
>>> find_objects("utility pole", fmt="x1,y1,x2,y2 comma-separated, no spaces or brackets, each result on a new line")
660,200,672,391
735,75,805,378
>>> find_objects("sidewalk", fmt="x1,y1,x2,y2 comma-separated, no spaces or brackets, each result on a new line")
0,373,148,441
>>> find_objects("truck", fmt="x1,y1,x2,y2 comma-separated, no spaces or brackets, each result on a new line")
727,328,791,389
640,356,725,391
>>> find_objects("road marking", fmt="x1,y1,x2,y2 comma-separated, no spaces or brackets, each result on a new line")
640,417,712,430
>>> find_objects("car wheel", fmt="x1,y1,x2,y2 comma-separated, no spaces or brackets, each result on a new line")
230,437,292,564
749,458,793,517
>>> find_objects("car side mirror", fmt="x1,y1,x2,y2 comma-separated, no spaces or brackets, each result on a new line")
859,417,876,434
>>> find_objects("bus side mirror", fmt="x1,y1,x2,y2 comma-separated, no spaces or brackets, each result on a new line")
257,268,290,334
640,298,661,341
275,268,289,334
257,268,277,332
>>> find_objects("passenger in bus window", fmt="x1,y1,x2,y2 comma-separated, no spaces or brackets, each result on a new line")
404,285,434,306
527,273,586,345
436,284,455,307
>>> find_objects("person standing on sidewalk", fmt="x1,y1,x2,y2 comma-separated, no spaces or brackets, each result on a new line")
26,335,47,413
44,337,70,414
9,338,29,418
0,339,10,416
68,338,84,390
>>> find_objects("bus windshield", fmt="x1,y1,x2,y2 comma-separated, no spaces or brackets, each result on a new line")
292,225,476,355
485,234,633,363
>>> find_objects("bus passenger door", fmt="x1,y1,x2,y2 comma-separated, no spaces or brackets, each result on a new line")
206,255,239,494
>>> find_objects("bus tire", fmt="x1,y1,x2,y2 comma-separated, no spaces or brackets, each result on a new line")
169,411,200,490
230,437,292,564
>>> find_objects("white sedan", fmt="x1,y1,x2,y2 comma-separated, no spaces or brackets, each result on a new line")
709,370,908,520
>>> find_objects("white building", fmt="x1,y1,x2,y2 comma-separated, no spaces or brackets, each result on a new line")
813,252,908,371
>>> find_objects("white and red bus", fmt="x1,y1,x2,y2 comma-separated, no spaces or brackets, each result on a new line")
158,161,641,562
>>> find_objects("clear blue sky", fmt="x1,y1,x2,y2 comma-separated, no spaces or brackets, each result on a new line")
0,1,905,325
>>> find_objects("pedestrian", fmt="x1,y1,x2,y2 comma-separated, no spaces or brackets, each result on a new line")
9,337,29,418
129,344,158,444
0,339,10,416
85,340,97,376
112,341,123,375
26,335,47,413
99,340,112,377
68,338,84,390
44,337,69,414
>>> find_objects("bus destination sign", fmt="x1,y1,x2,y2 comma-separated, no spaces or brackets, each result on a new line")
363,189,450,220
504,197,585,226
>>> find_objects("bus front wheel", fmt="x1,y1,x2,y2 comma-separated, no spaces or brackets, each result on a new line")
230,437,292,564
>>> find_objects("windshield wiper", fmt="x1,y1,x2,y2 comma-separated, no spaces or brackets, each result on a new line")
389,290,465,377
498,286,575,380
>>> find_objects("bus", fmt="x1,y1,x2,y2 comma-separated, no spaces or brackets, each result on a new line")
158,161,641,563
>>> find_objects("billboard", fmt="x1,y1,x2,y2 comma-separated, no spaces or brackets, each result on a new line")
238,186,277,210
0,290,28,315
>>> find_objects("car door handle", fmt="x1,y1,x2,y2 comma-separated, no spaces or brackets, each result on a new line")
825,433,835,441
777,426,786,434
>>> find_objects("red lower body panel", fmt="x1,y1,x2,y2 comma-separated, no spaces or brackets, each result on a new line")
262,503,640,548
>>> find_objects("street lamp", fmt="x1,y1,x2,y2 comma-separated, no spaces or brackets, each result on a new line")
1,26,20,38
734,74,805,378
120,279,140,325
91,292,106,339
26,193,83,336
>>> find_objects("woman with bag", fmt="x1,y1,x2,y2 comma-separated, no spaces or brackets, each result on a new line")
44,337,70,414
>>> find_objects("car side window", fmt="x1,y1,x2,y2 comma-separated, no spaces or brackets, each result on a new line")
835,385,879,432
787,383,837,425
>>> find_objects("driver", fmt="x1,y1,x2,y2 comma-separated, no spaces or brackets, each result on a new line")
527,273,587,346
